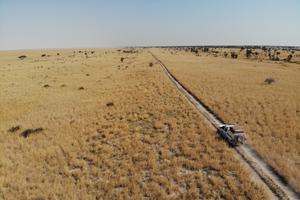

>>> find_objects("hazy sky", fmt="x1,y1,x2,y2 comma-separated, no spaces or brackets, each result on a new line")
0,0,300,50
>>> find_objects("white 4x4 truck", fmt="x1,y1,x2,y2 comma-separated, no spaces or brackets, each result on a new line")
218,124,246,146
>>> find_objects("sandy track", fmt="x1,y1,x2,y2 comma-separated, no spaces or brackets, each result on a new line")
150,51,300,200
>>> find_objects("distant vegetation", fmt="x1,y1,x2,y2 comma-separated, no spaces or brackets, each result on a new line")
157,46,300,64
123,49,138,53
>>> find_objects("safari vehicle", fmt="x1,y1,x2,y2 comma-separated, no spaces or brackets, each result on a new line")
218,124,246,146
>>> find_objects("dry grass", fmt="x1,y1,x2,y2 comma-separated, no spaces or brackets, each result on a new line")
0,49,267,199
153,48,300,193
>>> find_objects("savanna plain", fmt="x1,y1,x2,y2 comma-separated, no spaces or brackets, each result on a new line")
0,49,270,199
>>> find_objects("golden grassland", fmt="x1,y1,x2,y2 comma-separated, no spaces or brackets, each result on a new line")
152,48,300,193
0,49,267,199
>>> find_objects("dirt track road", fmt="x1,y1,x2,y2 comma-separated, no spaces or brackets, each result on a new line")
150,51,300,200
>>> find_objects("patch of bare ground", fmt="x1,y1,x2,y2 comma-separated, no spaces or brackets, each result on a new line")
152,48,300,194
0,49,266,199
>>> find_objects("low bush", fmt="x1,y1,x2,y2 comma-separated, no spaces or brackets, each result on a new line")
264,78,275,85
106,102,114,107
18,55,27,60
7,125,20,133
21,128,43,138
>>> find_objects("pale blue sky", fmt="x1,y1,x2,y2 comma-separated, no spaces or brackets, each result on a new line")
0,0,300,50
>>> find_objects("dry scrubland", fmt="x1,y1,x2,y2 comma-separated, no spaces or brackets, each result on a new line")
152,48,300,193
0,49,267,199
166,46,300,63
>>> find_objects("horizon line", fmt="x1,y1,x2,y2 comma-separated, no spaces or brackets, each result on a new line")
1,44,300,52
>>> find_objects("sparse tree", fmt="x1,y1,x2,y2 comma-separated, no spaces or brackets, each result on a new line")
286,54,292,62
191,48,198,54
262,46,267,51
246,49,252,58
224,52,228,58
202,47,209,53
231,52,238,59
